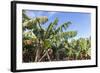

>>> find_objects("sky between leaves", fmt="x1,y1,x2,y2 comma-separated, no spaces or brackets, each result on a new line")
24,10,91,39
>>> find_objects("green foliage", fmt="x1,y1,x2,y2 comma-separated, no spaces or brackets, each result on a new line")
22,10,30,23
43,39,51,49
56,21,71,32
22,11,91,62
23,16,48,30
62,31,77,39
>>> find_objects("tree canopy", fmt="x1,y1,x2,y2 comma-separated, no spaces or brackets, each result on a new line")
22,11,91,62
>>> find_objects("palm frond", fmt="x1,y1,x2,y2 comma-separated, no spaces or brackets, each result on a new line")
22,10,30,23
56,21,72,33
62,31,77,38
45,18,59,38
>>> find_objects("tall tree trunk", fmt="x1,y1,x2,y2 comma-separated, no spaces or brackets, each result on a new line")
47,52,51,61
35,49,39,62
39,51,51,62
39,51,47,62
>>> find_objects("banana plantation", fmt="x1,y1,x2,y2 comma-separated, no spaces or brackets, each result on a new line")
22,10,91,62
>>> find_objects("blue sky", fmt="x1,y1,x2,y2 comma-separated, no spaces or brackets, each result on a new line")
24,10,91,39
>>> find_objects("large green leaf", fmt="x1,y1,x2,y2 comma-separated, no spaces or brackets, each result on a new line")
56,21,72,32
60,31,77,39
43,39,51,49
45,18,59,38
23,16,48,29
22,10,30,23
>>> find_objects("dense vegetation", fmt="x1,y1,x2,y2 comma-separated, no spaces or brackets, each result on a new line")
22,10,91,62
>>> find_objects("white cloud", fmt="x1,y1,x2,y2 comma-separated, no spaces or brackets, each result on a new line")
47,12,57,18
25,10,57,19
25,11,36,18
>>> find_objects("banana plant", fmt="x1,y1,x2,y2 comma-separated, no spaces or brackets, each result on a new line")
22,11,78,62
22,11,49,62
70,38,91,60
42,18,77,61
